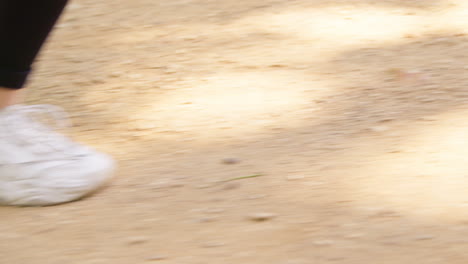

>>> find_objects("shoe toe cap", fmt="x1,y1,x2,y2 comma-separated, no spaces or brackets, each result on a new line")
0,151,115,206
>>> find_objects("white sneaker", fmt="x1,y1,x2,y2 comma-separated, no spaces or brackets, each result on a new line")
0,104,115,206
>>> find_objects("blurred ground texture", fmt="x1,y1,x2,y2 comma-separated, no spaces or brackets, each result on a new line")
3,0,468,263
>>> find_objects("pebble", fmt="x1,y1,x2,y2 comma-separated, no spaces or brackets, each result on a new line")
269,64,288,68
248,212,277,221
109,72,122,78
90,78,106,84
304,181,326,186
414,235,435,240
167,182,185,188
370,125,389,132
34,227,56,234
135,122,158,130
174,49,188,54
221,158,240,164
149,181,170,189
312,240,335,246
418,116,437,121
201,242,226,248
129,73,143,79
150,180,185,189
146,255,167,261
203,208,225,214
286,175,305,181
195,217,218,223
222,182,241,190
371,210,400,218
344,233,365,239
195,184,213,189
127,236,149,245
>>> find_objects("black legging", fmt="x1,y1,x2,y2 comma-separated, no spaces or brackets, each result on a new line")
0,0,68,89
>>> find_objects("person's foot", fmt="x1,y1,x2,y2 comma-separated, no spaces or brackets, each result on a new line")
0,104,115,206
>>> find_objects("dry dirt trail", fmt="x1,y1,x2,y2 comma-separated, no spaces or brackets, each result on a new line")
3,0,468,263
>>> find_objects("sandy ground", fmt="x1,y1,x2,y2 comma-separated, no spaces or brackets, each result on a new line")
4,0,468,263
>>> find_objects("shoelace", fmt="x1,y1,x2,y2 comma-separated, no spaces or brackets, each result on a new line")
1,104,78,156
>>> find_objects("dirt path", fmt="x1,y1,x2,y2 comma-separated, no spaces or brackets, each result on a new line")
3,0,468,263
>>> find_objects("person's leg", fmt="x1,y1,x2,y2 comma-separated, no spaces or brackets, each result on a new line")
0,0,68,108
0,88,21,108
0,1,115,207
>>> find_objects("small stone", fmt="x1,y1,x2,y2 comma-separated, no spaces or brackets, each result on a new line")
221,158,240,164
146,255,167,261
222,182,241,190
173,150,189,155
201,242,225,248
129,73,143,79
248,212,277,221
304,181,326,186
90,78,106,84
312,240,335,246
149,181,168,189
414,235,435,240
195,217,218,223
371,210,400,218
246,194,267,200
149,180,185,189
344,233,364,239
34,227,56,234
127,236,148,245
109,72,122,78
269,64,288,68
163,68,177,74
418,117,437,121
195,184,213,189
286,175,305,181
378,118,394,123
203,208,225,214
174,49,187,54
370,125,389,132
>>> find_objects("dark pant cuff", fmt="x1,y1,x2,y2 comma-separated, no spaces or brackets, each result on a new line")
0,68,30,89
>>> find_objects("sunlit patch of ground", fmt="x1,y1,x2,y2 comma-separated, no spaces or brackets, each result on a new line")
5,0,468,263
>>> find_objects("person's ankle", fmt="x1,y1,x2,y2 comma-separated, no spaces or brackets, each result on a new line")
0,87,23,109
